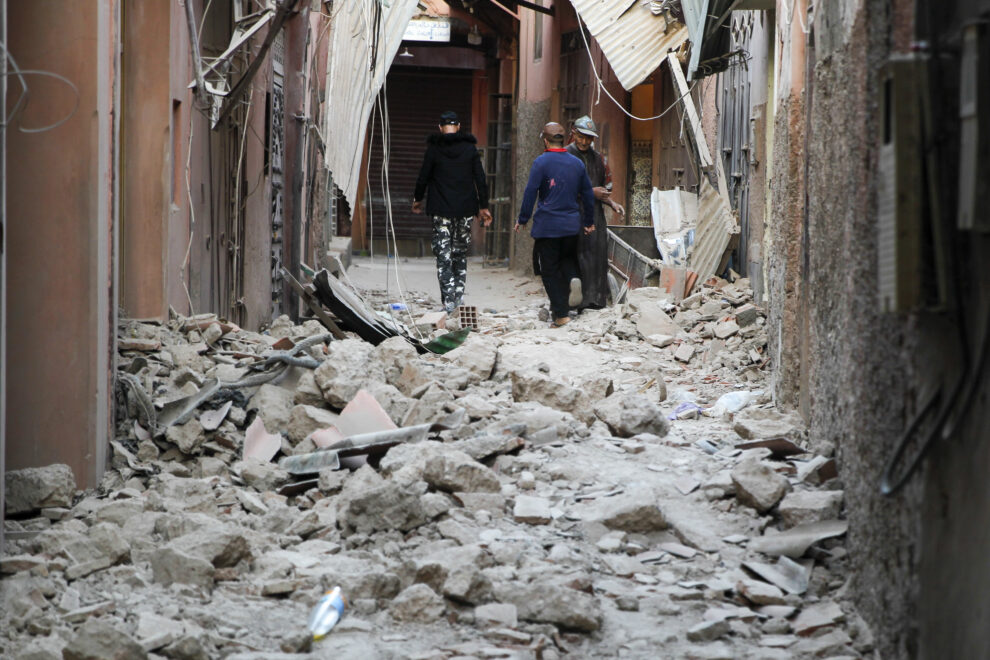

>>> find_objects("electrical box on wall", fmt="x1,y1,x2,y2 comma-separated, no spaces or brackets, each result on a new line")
877,56,927,314
957,22,990,232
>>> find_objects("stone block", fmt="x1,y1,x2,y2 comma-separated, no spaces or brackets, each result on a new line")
4,464,76,514
731,459,790,513
777,490,843,528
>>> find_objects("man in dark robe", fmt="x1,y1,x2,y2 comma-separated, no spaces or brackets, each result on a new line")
566,115,625,309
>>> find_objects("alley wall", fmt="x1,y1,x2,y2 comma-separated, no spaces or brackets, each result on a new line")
795,0,990,656
5,1,114,487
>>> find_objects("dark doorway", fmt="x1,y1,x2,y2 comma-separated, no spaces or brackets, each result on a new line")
366,68,474,255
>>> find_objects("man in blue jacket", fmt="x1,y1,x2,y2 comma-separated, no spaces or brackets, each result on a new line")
515,122,596,327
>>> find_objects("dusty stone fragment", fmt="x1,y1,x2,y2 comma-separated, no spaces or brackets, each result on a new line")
119,337,161,351
636,305,680,338
401,384,456,426
458,395,499,419
314,339,384,406
135,613,184,652
165,419,207,454
777,490,843,527
63,618,147,660
372,336,419,385
510,370,586,418
317,467,347,494
169,344,212,373
440,333,498,381
735,304,762,327
731,459,790,512
593,392,669,438
505,582,602,632
474,603,518,628
687,618,731,642
443,564,494,604
513,495,552,525
4,463,76,514
389,584,446,623
736,579,787,605
645,334,675,348
339,481,428,534
714,320,740,339
65,557,112,580
577,487,667,532
202,322,223,345
422,450,500,493
237,458,290,491
733,409,804,441
292,371,325,407
454,492,506,513
88,522,131,564
421,492,453,519
150,547,215,589
0,555,47,574
674,343,696,363
170,527,251,567
791,629,854,656
247,384,295,432
287,404,339,444
792,600,845,636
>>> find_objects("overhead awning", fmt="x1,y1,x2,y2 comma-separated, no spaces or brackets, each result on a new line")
323,0,420,211
570,0,689,91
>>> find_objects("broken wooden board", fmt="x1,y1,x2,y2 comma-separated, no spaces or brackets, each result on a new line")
668,52,712,169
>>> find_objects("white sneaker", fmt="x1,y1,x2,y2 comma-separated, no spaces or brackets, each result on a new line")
568,278,583,307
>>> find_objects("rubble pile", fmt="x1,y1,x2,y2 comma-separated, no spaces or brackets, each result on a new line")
2,278,873,659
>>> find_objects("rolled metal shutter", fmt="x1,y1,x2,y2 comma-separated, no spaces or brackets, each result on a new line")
367,68,474,242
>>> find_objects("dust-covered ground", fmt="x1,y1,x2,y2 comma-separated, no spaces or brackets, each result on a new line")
1,270,873,659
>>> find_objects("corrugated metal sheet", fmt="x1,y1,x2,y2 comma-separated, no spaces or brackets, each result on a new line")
689,176,738,279
323,0,419,211
570,0,688,91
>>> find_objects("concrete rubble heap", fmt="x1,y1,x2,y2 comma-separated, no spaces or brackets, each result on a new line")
2,278,872,659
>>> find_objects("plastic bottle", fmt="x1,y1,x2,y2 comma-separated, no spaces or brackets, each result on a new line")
389,302,408,312
308,587,347,640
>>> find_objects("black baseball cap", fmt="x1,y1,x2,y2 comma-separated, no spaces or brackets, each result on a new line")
439,110,460,125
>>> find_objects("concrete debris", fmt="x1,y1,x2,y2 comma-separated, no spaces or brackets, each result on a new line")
4,464,77,514
777,489,844,527
0,289,865,658
731,458,791,513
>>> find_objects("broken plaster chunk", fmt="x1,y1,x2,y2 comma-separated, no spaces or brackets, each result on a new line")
593,392,669,438
389,584,446,623
736,579,787,605
730,459,790,513
513,495,552,525
674,343,696,363
777,490,843,528
286,404,340,444
714,320,740,339
165,419,207,455
645,334,675,348
4,463,77,515
247,383,295,433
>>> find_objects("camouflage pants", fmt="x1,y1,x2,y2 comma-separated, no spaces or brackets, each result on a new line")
431,215,472,310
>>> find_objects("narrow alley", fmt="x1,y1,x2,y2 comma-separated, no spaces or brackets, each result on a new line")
2,1,989,659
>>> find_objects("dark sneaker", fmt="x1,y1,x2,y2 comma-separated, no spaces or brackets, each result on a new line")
568,278,583,307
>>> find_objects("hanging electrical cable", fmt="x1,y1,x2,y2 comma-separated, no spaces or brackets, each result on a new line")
575,20,698,122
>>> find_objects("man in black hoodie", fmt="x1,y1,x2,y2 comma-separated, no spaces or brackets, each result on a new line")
413,110,492,313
